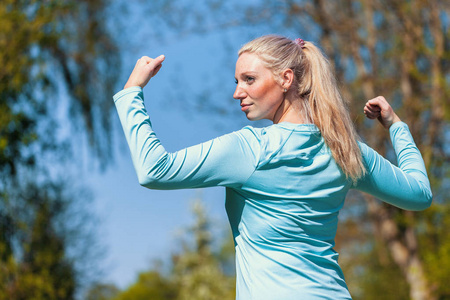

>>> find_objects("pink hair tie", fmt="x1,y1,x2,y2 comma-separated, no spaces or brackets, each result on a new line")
295,38,306,48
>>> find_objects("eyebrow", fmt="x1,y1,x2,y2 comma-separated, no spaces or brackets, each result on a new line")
235,73,257,82
237,71,258,78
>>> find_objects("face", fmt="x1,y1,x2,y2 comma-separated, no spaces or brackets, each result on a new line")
234,52,285,122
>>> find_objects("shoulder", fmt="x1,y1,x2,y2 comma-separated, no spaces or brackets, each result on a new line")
230,125,265,145
231,126,265,157
357,141,370,156
231,124,288,149
357,140,385,175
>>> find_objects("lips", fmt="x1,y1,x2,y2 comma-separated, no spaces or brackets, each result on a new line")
240,103,251,111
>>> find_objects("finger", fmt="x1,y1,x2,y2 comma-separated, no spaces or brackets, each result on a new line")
155,54,165,63
364,110,380,119
364,104,380,115
366,103,381,112
368,96,389,111
364,105,380,116
147,55,165,76
135,57,148,69
139,56,152,63
151,55,165,67
365,99,381,110
153,64,163,76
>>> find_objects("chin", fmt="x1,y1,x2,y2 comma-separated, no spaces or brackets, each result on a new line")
243,110,267,122
244,113,258,121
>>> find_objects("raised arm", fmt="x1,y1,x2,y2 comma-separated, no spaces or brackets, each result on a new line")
354,96,432,210
113,57,260,190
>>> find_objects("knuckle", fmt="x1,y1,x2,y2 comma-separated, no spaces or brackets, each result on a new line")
140,56,151,63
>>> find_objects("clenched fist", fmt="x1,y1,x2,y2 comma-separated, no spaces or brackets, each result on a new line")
363,96,401,129
124,55,165,89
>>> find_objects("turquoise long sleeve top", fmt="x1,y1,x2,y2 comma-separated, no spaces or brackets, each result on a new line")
113,87,432,299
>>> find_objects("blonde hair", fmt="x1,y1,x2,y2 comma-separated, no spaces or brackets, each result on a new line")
239,35,366,183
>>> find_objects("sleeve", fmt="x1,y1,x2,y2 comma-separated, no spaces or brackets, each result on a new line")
113,87,260,190
353,122,432,211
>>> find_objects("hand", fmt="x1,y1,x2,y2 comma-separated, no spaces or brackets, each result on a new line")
364,96,401,129
124,55,165,89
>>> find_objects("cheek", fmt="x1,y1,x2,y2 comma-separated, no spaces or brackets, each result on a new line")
252,81,280,99
262,83,282,103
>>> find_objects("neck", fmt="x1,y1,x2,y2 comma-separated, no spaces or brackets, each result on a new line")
272,94,307,124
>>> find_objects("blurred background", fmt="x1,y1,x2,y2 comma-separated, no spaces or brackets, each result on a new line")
1,0,449,299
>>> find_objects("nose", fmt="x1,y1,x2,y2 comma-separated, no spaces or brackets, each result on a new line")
233,84,245,100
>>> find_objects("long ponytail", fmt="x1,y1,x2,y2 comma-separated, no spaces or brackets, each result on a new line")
239,35,366,183
300,42,366,183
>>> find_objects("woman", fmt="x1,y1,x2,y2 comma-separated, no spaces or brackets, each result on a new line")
113,35,432,299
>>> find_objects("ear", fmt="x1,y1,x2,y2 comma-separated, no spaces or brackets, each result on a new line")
280,68,294,90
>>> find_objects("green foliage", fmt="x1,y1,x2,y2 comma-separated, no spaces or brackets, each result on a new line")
0,0,120,298
0,0,120,175
0,181,84,300
420,204,450,298
340,238,410,300
84,283,120,300
171,201,235,300
114,272,177,300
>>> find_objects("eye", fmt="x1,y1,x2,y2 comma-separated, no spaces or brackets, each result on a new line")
234,79,238,84
245,76,255,84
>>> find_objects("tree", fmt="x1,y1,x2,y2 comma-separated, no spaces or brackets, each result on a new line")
0,0,120,178
0,0,120,297
0,180,97,300
113,271,177,300
84,283,120,300
143,1,450,299
171,200,235,300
